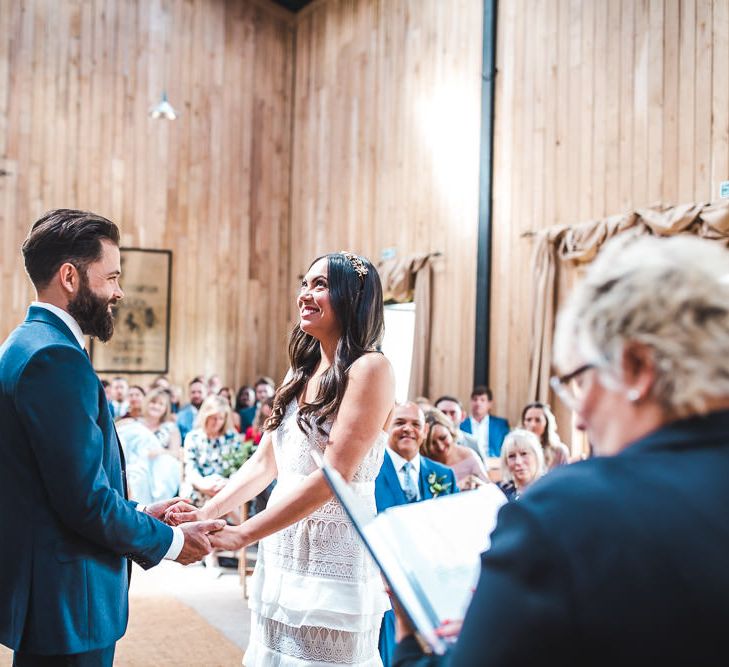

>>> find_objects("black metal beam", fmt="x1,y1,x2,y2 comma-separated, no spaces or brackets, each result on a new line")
473,0,498,388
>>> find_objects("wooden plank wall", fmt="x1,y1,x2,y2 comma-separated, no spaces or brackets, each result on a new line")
290,0,485,404
491,0,729,427
0,0,294,389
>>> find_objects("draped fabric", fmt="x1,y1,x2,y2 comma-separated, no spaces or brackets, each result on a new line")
529,201,729,402
378,253,438,399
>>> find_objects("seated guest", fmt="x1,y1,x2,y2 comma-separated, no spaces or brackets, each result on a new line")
460,386,509,459
393,234,729,665
218,386,242,432
141,388,182,458
109,376,129,419
434,395,481,459
125,384,145,420
177,377,208,441
117,388,181,503
422,409,489,491
182,394,241,508
207,374,223,396
521,401,570,470
497,429,545,501
240,376,275,431
375,402,458,667
101,378,112,402
245,397,274,446
150,375,170,391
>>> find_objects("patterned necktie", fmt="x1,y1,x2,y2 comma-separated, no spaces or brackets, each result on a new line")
401,461,418,503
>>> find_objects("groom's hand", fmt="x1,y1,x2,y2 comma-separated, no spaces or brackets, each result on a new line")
143,497,190,521
175,519,226,565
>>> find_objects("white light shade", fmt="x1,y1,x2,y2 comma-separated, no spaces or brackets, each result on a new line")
149,91,178,120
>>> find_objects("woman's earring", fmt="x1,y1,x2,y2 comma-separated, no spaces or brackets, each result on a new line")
627,389,640,402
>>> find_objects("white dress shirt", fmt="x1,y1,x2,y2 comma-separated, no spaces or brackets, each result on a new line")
469,415,490,461
386,446,421,501
32,301,184,561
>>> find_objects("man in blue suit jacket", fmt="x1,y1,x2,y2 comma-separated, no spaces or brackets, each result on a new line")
460,386,509,459
0,210,223,666
374,402,458,666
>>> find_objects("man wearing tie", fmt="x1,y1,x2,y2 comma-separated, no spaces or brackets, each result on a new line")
0,209,223,666
375,402,458,665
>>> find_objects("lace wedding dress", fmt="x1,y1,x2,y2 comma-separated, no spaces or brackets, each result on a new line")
244,400,390,666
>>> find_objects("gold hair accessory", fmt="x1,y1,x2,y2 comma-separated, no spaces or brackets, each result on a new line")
340,251,369,279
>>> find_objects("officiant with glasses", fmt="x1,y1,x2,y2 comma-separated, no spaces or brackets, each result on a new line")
375,401,458,666
392,234,729,666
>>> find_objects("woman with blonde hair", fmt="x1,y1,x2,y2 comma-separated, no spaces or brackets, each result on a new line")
422,409,488,490
182,394,241,508
520,401,570,470
497,429,545,501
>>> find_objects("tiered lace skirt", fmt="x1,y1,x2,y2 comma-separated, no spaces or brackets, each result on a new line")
244,475,389,666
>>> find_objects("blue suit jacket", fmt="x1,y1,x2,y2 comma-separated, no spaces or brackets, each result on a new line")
460,415,510,457
0,306,173,655
394,410,729,666
375,450,459,512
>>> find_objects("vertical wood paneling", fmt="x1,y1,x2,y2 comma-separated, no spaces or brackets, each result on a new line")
290,0,484,404
491,0,729,428
0,0,294,390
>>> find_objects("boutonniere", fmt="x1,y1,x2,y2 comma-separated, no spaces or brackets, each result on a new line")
427,472,452,497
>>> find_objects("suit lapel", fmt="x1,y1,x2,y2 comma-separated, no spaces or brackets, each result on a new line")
419,458,432,499
383,451,408,506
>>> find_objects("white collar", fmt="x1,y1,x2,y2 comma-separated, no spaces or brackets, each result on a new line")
32,301,86,349
386,446,421,475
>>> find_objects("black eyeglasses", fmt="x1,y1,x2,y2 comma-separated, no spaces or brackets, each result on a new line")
549,363,595,411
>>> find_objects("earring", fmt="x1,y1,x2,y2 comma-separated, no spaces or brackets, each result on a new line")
627,389,640,402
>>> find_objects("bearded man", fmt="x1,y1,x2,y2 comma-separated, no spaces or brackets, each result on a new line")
0,209,224,666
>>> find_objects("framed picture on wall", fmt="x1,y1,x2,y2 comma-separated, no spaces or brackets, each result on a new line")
91,248,172,374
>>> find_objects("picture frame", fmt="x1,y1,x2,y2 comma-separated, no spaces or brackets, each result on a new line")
91,248,172,374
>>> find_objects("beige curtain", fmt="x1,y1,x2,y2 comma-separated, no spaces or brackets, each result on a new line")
378,253,438,399
529,201,729,402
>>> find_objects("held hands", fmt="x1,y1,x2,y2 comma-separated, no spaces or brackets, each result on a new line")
143,496,190,520
163,500,204,526
174,520,227,565
209,525,249,552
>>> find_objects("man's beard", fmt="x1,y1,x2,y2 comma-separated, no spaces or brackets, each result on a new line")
68,273,117,342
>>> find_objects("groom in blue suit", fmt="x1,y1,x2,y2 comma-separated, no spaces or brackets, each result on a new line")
375,402,458,666
0,210,223,666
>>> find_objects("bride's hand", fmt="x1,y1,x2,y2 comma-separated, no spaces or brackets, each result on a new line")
164,500,205,525
209,525,248,551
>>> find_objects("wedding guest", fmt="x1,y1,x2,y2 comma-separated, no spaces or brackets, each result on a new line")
169,384,182,414
497,429,545,501
460,386,509,459
182,394,241,508
149,375,170,391
393,234,729,665
414,396,433,412
521,401,570,470
109,376,129,419
141,388,182,458
125,384,145,420
433,395,481,459
422,409,488,491
177,378,208,441
167,252,394,666
239,376,275,431
376,402,458,666
218,386,242,432
235,385,255,410
101,378,112,401
245,397,274,446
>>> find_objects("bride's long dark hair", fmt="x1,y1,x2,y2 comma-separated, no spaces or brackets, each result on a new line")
265,252,385,436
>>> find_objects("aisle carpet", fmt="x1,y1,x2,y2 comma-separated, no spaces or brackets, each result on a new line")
0,595,244,666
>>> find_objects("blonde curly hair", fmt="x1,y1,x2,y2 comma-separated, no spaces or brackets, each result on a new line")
554,234,729,417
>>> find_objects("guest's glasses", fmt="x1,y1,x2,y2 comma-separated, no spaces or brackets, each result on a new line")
549,363,595,412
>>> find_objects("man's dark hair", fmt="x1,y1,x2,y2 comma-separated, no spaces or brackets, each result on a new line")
471,385,493,401
255,376,276,389
189,377,206,387
434,395,463,409
21,209,120,289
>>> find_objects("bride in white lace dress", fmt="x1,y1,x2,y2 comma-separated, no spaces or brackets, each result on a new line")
167,252,394,666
